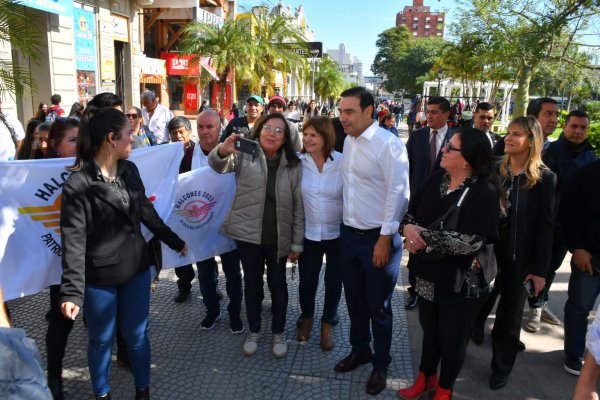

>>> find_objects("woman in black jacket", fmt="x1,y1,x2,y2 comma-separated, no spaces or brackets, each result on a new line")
487,116,556,390
59,107,187,400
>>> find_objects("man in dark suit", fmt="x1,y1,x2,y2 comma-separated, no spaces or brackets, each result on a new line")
473,102,502,147
404,96,455,310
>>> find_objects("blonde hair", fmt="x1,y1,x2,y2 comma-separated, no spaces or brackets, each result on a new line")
499,116,546,189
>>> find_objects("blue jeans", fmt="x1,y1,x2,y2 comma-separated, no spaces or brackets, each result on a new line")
175,250,243,317
339,224,401,370
564,262,600,359
84,269,151,396
236,241,288,334
298,238,343,324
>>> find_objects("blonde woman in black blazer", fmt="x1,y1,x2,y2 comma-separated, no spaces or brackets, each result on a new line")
59,107,186,400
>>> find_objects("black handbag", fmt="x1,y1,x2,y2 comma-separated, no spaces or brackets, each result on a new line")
418,187,470,261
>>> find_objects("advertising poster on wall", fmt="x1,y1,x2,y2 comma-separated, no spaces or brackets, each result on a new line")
73,7,97,104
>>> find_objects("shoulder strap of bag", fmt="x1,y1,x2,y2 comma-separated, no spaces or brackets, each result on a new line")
438,187,470,230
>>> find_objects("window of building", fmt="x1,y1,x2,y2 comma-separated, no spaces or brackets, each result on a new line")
436,32,442,36
401,17,406,21
425,24,430,29
413,17,418,21
412,24,418,29
426,17,430,22
438,17,444,22
425,32,430,37
413,32,418,36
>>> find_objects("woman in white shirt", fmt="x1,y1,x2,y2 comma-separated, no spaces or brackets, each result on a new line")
297,116,344,351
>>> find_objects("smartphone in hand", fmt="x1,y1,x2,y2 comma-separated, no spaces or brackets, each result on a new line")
523,280,535,298
234,137,259,156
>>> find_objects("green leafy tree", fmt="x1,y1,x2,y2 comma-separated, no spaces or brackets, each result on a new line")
372,26,444,94
456,0,600,117
180,19,254,119
0,0,42,96
314,56,346,101
248,7,309,97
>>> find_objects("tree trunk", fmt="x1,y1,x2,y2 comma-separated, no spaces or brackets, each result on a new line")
513,64,533,118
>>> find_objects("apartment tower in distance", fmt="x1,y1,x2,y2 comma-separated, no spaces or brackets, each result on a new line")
395,0,445,38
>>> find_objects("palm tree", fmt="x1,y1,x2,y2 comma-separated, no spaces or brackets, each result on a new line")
314,57,346,102
248,7,309,97
180,18,254,118
0,0,42,97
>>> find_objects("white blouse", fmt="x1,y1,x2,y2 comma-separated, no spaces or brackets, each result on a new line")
300,151,344,241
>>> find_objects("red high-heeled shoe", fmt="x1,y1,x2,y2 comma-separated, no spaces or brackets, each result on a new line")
397,371,438,400
432,384,453,400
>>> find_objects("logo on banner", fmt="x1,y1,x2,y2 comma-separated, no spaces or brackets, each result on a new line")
174,190,217,230
17,172,71,256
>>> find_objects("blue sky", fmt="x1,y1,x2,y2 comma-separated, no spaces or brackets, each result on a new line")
237,0,457,73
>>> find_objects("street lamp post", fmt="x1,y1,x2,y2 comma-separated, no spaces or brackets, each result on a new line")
436,67,444,96
310,49,319,100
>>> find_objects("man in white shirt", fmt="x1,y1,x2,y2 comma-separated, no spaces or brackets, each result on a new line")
141,90,173,144
0,99,25,161
334,87,410,395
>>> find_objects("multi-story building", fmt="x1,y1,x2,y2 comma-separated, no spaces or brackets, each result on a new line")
395,0,445,38
1,0,147,123
326,43,363,85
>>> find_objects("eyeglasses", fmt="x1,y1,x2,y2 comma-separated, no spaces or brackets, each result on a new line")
261,124,284,135
125,113,140,119
443,142,461,152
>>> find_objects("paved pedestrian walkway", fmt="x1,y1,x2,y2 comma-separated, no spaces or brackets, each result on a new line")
6,122,595,399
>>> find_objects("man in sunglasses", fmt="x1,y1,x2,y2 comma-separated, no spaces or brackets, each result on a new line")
141,90,173,144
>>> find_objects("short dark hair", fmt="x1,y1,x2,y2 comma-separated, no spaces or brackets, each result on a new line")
475,102,495,113
252,113,299,167
88,92,123,109
565,109,589,124
168,116,192,133
340,86,374,112
50,94,61,105
526,97,557,118
427,96,450,113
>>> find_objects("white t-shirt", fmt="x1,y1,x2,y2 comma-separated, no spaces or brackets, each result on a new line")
0,112,25,161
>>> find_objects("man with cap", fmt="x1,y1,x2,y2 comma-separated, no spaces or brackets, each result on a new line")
266,95,302,151
220,95,264,141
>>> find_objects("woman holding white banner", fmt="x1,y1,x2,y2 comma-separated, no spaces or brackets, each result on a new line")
59,107,187,400
209,113,304,359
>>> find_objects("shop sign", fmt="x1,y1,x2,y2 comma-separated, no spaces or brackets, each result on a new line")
196,8,222,27
161,52,199,76
111,14,129,42
99,19,115,81
184,83,198,111
73,8,97,71
18,0,73,17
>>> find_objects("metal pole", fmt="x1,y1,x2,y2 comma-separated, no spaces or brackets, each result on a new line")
311,57,316,100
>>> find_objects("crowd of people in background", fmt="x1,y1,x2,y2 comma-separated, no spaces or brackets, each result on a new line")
1,87,599,400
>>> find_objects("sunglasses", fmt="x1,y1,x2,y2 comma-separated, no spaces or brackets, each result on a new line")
443,142,461,152
125,113,140,119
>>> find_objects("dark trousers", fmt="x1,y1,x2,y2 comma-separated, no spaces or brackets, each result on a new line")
491,262,529,376
339,224,401,370
473,272,502,330
528,231,567,308
236,241,288,334
174,250,243,317
418,295,487,389
46,285,74,379
298,238,343,324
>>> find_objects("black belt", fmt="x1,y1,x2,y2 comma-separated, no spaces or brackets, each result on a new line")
344,224,381,235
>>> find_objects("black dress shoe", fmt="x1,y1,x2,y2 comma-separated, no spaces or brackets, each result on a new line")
518,340,526,351
366,369,387,395
95,392,111,400
135,387,150,400
173,290,191,303
489,373,508,390
405,292,418,310
471,326,484,345
334,350,373,372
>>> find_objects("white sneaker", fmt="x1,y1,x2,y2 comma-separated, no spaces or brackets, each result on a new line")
272,333,287,359
243,332,260,356
524,307,542,333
